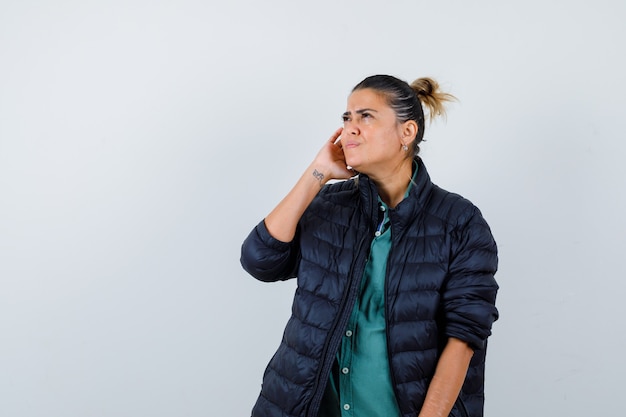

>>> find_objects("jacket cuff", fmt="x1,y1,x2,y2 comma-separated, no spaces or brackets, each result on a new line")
257,219,295,249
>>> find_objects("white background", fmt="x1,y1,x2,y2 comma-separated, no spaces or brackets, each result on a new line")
1,1,625,416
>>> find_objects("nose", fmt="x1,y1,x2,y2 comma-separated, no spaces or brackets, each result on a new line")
343,119,359,135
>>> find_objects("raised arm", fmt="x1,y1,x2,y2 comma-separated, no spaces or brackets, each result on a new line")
241,128,354,282
264,128,353,242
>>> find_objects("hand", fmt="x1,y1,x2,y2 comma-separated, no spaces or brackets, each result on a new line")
310,128,354,183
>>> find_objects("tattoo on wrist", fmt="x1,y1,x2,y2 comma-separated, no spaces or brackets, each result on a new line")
312,169,325,186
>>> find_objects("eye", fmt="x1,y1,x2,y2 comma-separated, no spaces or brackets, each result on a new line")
342,115,350,123
361,112,372,119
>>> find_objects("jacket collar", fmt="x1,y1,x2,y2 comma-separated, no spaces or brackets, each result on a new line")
357,157,434,229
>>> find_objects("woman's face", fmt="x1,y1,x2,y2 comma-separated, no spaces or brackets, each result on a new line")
340,88,408,176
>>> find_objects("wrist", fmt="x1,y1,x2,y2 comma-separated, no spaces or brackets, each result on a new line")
312,168,326,186
307,164,331,187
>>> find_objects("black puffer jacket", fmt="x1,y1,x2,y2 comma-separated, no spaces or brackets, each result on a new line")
241,158,499,417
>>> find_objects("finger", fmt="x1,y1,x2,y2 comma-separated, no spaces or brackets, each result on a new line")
330,127,343,144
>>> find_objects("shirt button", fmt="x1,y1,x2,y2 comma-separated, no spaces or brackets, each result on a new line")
343,404,351,410
374,231,381,237
341,367,349,374
345,330,353,337
380,205,386,212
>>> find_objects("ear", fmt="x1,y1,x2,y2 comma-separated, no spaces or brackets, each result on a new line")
401,120,418,143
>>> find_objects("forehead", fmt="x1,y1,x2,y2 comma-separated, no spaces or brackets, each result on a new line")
346,88,390,111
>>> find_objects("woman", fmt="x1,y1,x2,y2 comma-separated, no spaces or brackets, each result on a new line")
241,75,499,417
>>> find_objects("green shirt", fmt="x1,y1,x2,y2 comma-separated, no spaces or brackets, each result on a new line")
318,164,417,417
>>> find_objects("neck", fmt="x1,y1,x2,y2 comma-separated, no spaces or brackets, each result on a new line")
369,159,414,208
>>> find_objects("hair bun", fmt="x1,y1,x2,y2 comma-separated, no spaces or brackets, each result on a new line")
410,77,456,122
411,77,436,97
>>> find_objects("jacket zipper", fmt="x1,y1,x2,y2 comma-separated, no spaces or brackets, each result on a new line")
305,188,377,417
305,232,371,417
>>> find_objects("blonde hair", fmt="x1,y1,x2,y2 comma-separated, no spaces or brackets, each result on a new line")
410,77,457,123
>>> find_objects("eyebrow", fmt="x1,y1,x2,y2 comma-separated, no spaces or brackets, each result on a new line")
342,108,378,117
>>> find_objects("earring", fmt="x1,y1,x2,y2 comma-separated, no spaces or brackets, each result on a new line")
402,144,409,152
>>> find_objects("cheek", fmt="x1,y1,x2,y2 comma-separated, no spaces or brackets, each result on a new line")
380,127,402,146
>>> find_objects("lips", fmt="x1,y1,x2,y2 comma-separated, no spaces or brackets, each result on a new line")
344,141,359,149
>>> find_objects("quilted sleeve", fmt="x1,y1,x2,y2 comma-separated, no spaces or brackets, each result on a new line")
443,206,499,350
240,219,300,282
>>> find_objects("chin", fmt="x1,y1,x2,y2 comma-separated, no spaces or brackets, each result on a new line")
344,156,361,170
349,163,369,176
